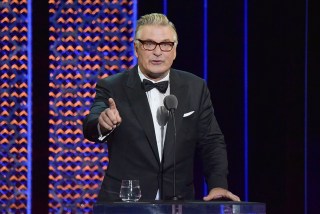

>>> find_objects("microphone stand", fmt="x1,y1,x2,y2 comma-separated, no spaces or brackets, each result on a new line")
163,94,180,201
160,125,165,200
170,109,178,201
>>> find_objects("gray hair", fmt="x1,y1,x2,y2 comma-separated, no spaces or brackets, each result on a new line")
134,13,178,44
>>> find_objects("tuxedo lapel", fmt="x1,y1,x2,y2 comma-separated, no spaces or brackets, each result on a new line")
125,67,161,165
163,69,187,168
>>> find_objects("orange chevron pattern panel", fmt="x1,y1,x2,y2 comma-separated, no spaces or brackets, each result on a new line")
48,0,134,213
0,0,29,213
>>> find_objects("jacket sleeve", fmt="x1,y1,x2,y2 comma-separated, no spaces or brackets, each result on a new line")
196,80,229,190
82,78,113,142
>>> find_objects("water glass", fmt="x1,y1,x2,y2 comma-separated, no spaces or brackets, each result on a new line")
119,179,141,202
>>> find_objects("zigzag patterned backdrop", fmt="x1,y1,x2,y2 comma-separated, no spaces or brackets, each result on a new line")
48,0,134,213
0,0,29,213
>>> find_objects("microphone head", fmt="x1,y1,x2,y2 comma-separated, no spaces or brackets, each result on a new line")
156,106,169,127
164,95,178,111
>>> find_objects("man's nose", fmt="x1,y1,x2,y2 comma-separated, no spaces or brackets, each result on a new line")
153,44,162,55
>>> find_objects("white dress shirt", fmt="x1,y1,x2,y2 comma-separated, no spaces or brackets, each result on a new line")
138,68,170,162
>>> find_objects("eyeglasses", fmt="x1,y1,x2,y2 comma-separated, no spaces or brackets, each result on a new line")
137,39,175,52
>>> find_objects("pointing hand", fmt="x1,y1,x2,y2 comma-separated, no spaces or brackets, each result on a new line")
98,98,122,133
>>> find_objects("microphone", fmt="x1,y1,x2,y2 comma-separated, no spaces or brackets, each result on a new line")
164,95,178,112
156,106,169,127
163,95,180,200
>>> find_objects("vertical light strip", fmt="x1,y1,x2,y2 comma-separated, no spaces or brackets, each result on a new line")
133,0,138,65
304,0,309,213
243,0,249,201
203,0,208,81
203,0,208,196
163,0,168,15
27,0,33,213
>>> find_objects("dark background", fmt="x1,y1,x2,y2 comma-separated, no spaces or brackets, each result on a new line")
33,0,319,213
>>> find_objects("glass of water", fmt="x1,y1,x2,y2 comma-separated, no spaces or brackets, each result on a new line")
119,180,141,202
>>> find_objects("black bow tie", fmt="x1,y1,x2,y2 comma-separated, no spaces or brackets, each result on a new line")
142,79,169,93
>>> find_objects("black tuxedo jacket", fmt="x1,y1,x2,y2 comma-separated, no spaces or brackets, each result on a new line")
83,66,228,201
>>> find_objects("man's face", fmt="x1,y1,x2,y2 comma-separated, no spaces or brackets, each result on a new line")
134,25,177,81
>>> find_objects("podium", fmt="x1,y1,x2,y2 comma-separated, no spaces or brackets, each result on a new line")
93,201,266,214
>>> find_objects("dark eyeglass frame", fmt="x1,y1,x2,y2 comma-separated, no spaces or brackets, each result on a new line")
137,39,175,52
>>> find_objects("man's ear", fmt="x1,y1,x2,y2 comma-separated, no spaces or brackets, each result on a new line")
173,48,177,60
134,43,138,58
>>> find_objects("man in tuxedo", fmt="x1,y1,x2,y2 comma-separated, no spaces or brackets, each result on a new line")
83,13,240,202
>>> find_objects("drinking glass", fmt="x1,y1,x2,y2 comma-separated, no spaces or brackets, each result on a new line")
119,179,141,202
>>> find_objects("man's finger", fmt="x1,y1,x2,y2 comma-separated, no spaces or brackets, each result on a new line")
108,98,117,110
103,109,118,127
115,113,122,125
99,114,115,131
227,191,241,201
203,194,215,201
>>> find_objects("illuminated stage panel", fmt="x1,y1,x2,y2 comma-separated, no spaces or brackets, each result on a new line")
48,1,135,213
0,0,29,213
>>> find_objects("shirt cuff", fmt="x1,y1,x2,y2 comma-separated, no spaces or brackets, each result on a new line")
97,123,116,141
